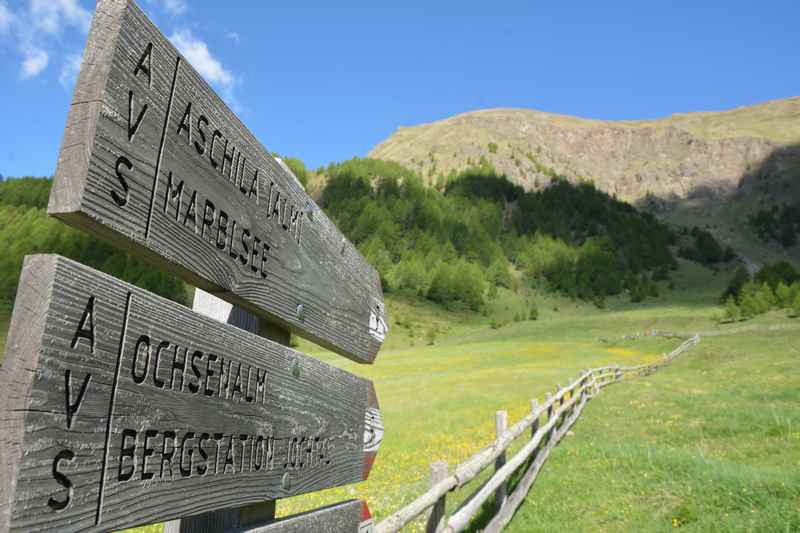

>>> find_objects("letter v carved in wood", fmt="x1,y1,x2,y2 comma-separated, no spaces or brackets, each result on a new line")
64,369,91,429
128,90,148,142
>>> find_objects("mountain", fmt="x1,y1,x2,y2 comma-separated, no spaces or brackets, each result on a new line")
369,97,800,262
370,97,800,201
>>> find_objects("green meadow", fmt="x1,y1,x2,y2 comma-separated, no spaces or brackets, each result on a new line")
506,321,800,532
2,260,797,532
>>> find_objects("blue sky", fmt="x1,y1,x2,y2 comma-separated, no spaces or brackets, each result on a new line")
0,0,797,178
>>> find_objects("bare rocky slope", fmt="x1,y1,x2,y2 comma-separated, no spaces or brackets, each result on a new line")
369,97,800,203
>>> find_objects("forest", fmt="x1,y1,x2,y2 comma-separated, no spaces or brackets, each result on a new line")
1,159,730,312
720,261,800,321
0,177,186,304
321,158,683,309
748,203,800,248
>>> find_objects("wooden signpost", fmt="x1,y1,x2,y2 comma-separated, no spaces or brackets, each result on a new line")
0,256,382,532
1,0,387,531
48,0,388,364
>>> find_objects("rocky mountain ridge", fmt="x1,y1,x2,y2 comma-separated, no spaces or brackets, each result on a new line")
369,97,800,205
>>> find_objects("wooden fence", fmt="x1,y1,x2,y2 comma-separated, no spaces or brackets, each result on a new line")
376,334,701,533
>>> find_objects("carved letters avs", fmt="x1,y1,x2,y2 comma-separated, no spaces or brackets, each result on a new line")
50,0,386,364
0,255,380,533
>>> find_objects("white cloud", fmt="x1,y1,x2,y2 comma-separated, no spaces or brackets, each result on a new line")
169,28,241,110
30,0,91,35
59,52,82,88
1,0,91,81
21,46,48,78
0,2,13,34
162,0,188,16
170,29,234,87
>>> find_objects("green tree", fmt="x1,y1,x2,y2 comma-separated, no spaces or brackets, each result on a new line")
723,296,740,323
281,156,309,187
760,282,778,308
487,282,499,300
755,261,799,290
393,256,429,295
722,266,751,302
488,258,513,289
738,282,770,319
792,293,800,318
775,282,792,308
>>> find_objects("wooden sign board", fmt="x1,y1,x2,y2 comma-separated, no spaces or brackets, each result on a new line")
0,255,383,533
225,499,373,533
48,0,388,364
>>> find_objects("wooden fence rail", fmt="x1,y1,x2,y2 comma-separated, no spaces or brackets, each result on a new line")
376,334,701,533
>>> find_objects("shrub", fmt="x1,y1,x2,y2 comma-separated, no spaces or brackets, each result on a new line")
529,302,539,320
425,328,437,345
722,296,741,323
488,142,498,154
755,261,799,290
739,282,772,318
792,293,800,318
775,282,792,308
722,266,751,302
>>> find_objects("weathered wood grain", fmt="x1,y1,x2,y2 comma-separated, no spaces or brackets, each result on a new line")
482,387,592,533
443,380,593,533
226,499,374,533
0,255,382,533
493,411,507,513
163,289,277,533
425,462,448,533
49,0,387,364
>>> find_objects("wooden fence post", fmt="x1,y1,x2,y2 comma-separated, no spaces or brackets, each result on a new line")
580,370,588,400
556,384,564,421
494,411,508,512
426,461,449,533
530,399,541,467
545,392,554,443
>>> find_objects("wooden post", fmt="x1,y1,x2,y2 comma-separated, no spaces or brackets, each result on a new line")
529,399,541,468
556,384,564,422
164,289,283,533
426,461,448,533
579,370,587,400
494,411,508,512
545,393,554,443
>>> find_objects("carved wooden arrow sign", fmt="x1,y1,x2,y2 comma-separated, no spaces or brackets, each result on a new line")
0,255,382,533
48,0,387,364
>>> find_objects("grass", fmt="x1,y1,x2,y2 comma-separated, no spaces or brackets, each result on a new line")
3,259,798,532
505,321,800,532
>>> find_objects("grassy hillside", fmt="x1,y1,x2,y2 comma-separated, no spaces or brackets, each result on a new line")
0,178,187,306
651,97,800,144
272,258,800,531
369,98,800,194
507,321,800,532
1,161,796,532
368,98,800,266
1,238,795,532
